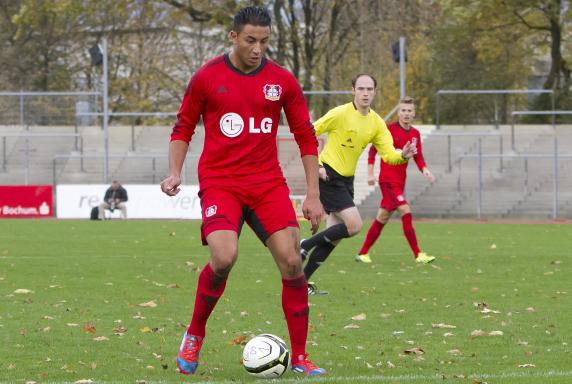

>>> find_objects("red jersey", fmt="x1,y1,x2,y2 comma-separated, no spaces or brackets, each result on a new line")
171,54,317,190
368,122,426,185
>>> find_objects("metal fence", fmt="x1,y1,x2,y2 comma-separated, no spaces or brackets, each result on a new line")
457,145,571,219
0,91,100,127
435,89,554,129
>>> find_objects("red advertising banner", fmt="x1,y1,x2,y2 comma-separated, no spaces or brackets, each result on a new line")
0,185,53,218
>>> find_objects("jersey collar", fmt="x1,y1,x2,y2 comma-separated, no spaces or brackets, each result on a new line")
224,53,267,76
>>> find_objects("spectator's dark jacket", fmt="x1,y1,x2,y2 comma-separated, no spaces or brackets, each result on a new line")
104,186,128,202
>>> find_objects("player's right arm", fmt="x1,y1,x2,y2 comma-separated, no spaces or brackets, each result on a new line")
367,145,377,185
161,140,189,196
161,71,206,196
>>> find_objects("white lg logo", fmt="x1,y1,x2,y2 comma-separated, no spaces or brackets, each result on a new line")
219,112,244,137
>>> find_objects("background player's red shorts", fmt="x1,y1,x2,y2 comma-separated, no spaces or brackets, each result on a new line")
199,181,299,245
380,182,408,211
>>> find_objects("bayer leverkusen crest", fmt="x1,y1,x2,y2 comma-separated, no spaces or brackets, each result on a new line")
263,84,282,101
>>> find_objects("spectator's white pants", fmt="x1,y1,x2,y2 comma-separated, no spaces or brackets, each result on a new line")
98,202,127,220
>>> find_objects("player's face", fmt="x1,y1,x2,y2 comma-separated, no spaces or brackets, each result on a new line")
230,24,270,72
398,103,416,126
352,76,376,110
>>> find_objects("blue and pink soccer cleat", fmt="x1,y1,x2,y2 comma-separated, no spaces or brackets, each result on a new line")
291,354,327,376
177,333,203,375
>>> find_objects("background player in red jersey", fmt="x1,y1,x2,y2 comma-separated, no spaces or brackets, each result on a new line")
160,6,326,376
356,96,436,264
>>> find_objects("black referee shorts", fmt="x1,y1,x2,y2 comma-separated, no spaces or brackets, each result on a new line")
319,163,355,214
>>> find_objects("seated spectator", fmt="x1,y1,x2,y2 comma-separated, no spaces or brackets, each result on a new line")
98,180,128,219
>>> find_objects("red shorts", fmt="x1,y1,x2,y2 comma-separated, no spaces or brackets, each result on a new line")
199,181,299,246
380,182,408,211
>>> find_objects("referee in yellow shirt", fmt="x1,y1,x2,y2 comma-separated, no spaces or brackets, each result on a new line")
301,74,416,295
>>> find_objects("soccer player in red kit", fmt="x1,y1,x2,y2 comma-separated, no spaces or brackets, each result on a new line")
356,97,436,264
160,7,326,376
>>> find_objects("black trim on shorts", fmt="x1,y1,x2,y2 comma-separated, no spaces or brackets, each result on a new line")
319,163,355,214
242,207,269,245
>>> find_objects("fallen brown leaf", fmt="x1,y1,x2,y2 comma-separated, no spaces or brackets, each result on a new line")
83,322,96,334
138,301,157,308
351,313,367,321
229,335,247,345
344,324,360,329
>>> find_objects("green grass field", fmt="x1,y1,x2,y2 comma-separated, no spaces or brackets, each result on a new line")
1,220,570,383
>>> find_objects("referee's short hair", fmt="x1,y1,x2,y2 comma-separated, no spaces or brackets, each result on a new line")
233,6,271,32
351,73,377,88
400,96,414,104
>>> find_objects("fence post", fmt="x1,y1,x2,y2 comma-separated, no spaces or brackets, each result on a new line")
53,158,57,186
477,138,482,220
20,92,25,130
2,137,6,172
524,157,529,193
494,97,499,130
436,93,441,130
457,158,462,193
511,114,516,151
553,137,558,219
80,139,85,172
447,135,452,172
152,157,156,184
499,135,503,172
131,120,135,152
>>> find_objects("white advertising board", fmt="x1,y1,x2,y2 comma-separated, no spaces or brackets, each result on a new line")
56,184,201,219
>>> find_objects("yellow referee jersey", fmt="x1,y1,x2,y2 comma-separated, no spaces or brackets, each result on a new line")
315,102,406,177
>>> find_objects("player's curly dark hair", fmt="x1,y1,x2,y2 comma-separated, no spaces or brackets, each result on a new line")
233,6,271,32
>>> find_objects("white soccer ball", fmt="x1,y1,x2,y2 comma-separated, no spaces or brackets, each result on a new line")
242,334,290,378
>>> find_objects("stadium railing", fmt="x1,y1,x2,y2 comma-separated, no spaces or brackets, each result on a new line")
428,132,503,172
458,148,572,219
1,132,82,173
511,111,572,150
435,89,555,129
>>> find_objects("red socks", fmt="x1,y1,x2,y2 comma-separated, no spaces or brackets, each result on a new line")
358,219,385,255
187,263,227,338
401,213,420,257
282,275,309,362
188,267,310,361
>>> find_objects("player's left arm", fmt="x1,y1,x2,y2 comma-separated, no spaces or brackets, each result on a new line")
283,75,319,158
413,130,435,182
301,155,324,234
283,74,324,233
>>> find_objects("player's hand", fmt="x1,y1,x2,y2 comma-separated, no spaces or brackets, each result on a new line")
160,175,181,196
367,175,375,186
423,168,436,183
302,195,324,234
318,167,328,181
401,141,417,159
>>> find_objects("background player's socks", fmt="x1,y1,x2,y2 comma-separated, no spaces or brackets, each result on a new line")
401,213,420,257
304,243,336,280
301,223,349,251
358,219,384,255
